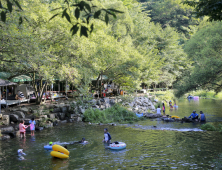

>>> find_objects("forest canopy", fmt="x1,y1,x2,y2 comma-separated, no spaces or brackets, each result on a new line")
0,0,221,101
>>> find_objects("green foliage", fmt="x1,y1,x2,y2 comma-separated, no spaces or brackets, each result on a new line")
200,123,216,131
83,104,140,123
175,21,222,97
139,0,200,38
183,0,222,21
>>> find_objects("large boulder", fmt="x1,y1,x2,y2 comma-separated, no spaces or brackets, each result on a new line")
1,126,14,133
52,108,61,113
13,111,25,118
48,114,56,119
19,107,29,114
57,113,66,120
10,114,19,123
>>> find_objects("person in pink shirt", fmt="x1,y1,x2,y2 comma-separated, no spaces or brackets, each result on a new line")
19,120,29,138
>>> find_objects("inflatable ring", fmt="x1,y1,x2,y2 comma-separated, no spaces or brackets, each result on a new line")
171,116,180,119
44,145,52,150
109,142,126,150
50,145,69,159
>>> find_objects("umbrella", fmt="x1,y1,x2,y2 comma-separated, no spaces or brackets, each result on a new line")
10,75,31,82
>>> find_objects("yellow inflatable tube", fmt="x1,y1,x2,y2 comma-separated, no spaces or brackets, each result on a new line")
50,145,69,159
171,116,180,119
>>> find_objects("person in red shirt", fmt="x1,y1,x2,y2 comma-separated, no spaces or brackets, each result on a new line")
19,120,29,138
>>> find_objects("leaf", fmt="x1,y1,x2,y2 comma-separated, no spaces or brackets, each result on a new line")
80,26,88,37
7,0,13,13
13,0,23,10
90,24,93,33
75,8,80,20
70,24,79,36
105,13,109,25
19,16,23,25
94,10,101,19
49,13,59,21
84,3,91,13
1,11,6,22
79,1,85,11
62,8,67,18
64,12,71,23
0,1,2,8
107,9,124,13
112,13,116,19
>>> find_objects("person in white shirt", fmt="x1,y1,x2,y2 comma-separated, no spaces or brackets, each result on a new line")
156,105,161,115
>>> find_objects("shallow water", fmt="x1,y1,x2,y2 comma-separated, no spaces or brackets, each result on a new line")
0,99,222,170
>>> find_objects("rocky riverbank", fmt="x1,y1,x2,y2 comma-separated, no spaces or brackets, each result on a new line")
0,96,161,140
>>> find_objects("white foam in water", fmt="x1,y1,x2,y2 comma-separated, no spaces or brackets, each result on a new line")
160,128,203,132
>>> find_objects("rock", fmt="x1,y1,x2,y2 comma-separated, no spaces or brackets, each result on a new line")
13,111,25,118
70,114,76,119
61,107,67,113
109,99,116,105
105,103,111,109
60,120,67,123
52,108,61,113
79,108,85,114
45,122,53,128
1,135,10,140
10,114,19,123
19,107,29,114
40,115,48,119
36,127,44,131
100,105,105,110
67,119,74,123
57,113,66,120
77,117,82,122
1,126,14,133
2,115,10,125
49,114,55,119
0,114,2,119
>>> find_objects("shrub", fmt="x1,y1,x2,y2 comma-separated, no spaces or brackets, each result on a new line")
83,104,140,123
200,123,216,131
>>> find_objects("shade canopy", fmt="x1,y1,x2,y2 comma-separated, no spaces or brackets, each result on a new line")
0,79,17,87
10,75,32,82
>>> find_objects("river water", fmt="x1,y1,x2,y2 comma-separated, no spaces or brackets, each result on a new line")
0,99,222,169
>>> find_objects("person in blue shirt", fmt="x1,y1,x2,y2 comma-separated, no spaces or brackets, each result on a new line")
188,110,198,120
199,111,206,122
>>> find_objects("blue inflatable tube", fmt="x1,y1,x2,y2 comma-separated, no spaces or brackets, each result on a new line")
44,145,52,150
109,142,126,150
136,113,143,118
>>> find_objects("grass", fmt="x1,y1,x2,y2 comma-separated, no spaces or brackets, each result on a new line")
83,104,141,123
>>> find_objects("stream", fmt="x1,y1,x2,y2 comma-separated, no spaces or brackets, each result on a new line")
0,99,222,169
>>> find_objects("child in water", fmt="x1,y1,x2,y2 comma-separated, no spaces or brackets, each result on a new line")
29,118,36,136
69,138,88,144
19,120,29,138
103,128,111,143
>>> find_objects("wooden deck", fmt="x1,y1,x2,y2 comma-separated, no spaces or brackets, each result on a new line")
0,99,30,106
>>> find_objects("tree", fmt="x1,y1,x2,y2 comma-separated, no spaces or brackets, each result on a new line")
174,21,222,97
0,0,123,37
183,0,222,21
139,0,200,38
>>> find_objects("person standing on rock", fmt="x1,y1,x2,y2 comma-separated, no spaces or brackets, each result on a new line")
156,105,161,115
